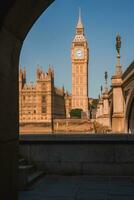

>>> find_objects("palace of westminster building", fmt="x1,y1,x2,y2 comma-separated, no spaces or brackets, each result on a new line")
19,11,89,123
19,11,134,133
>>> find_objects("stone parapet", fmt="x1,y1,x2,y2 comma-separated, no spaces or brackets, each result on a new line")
20,134,134,176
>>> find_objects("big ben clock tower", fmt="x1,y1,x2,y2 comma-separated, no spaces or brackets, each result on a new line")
71,10,89,118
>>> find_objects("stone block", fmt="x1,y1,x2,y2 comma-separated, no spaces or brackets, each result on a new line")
28,143,115,163
19,135,134,176
115,144,134,162
0,29,20,141
40,161,82,175
114,163,134,176
0,140,18,199
82,163,115,175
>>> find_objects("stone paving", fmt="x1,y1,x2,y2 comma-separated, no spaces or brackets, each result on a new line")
19,175,134,200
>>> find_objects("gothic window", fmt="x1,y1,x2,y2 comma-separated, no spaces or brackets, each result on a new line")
76,65,79,73
80,76,83,84
42,95,46,113
80,87,83,95
78,100,80,107
76,77,79,84
76,87,79,95
42,95,46,102
80,66,83,73
42,107,46,113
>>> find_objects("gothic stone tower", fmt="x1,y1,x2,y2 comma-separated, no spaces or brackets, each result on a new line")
71,10,89,117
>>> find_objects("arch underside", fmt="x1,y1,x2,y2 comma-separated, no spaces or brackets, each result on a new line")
0,1,134,199
128,98,134,133
109,100,113,129
125,87,134,133
0,0,54,199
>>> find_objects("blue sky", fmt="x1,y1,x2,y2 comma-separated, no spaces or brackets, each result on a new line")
19,0,134,98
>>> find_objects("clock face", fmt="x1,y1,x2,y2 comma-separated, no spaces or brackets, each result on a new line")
75,49,83,59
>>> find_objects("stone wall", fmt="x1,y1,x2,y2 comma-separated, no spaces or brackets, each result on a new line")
54,119,94,133
19,67,66,123
19,119,94,133
0,0,54,199
20,134,134,176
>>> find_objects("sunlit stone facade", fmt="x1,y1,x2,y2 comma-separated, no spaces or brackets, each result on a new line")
19,11,90,123
96,58,134,133
19,67,66,123
71,10,89,118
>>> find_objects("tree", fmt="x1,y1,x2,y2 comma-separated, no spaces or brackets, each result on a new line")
70,108,82,119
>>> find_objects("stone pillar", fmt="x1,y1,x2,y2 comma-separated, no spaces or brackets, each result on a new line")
97,99,103,124
96,105,99,119
46,75,54,130
111,75,125,132
102,90,110,127
0,0,54,199
0,27,21,200
111,34,125,133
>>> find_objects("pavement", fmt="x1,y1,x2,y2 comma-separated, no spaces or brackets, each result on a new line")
19,175,134,200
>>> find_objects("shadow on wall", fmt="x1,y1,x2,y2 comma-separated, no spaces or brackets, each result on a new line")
0,0,54,199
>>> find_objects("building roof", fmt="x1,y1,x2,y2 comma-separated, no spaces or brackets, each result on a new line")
73,8,87,42
76,8,83,29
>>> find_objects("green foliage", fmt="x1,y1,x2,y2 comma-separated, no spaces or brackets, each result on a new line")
92,99,99,108
70,108,82,119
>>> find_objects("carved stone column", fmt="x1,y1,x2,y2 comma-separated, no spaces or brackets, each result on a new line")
112,75,125,132
111,34,125,132
97,98,103,124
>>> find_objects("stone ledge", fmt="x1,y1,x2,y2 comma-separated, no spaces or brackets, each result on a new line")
19,134,134,144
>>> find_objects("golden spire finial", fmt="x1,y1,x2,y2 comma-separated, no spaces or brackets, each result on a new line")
77,7,83,29
79,7,81,20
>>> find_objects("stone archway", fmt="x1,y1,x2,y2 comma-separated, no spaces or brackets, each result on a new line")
125,88,134,133
128,98,134,133
0,1,54,199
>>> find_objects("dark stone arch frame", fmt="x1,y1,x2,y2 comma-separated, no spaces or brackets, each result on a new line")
0,1,54,199
128,98,134,133
125,88,134,133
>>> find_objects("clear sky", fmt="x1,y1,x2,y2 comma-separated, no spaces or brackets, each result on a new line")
19,0,134,98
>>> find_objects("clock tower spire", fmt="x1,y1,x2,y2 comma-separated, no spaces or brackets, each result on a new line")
76,8,84,35
71,9,89,118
